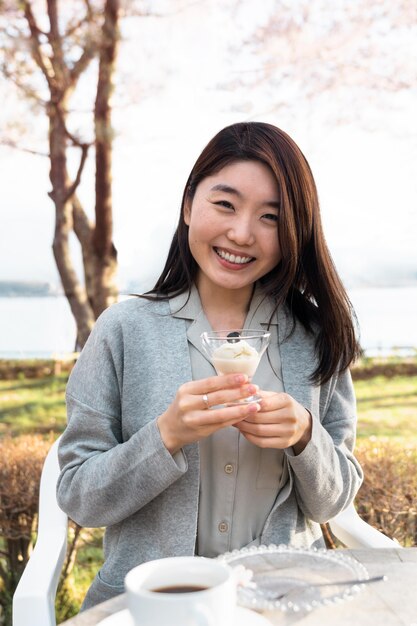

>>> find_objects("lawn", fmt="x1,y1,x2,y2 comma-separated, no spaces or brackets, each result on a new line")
0,374,68,436
355,375,417,444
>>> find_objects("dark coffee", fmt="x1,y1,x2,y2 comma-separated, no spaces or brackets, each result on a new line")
152,585,208,594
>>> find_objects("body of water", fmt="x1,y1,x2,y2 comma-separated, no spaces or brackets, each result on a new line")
0,286,416,358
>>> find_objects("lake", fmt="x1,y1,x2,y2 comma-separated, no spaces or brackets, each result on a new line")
0,286,416,358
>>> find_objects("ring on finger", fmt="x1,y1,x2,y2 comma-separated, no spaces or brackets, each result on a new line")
202,393,210,409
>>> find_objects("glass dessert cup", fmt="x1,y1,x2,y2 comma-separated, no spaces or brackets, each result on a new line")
200,329,271,405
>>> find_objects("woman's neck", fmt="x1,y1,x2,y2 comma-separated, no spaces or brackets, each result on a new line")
196,280,255,331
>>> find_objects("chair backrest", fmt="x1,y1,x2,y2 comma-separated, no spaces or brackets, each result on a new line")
13,436,68,626
12,436,399,625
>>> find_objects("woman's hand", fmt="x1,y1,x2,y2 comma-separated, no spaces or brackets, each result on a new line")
157,374,261,454
234,391,312,454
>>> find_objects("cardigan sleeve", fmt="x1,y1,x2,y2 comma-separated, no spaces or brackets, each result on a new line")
56,306,188,528
284,368,364,523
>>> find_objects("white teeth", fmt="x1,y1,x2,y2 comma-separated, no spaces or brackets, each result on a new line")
215,248,253,264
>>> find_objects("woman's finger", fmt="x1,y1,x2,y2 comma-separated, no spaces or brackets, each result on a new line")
241,408,292,424
237,421,290,437
199,384,259,409
184,373,250,396
193,401,261,427
239,431,286,449
258,392,292,412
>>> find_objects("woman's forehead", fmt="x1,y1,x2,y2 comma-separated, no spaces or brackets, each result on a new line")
199,160,280,198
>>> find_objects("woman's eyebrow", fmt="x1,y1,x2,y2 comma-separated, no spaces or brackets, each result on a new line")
210,183,279,209
210,183,242,197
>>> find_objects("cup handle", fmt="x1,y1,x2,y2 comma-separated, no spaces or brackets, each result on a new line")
188,603,214,626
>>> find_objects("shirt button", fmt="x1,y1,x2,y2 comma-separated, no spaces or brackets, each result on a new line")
218,522,229,533
224,463,234,474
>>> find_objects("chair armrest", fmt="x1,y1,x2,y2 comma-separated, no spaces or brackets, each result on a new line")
328,503,400,548
13,437,68,626
13,530,68,626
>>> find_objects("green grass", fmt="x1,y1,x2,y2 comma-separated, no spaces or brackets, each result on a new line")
0,374,68,436
56,527,105,621
355,374,417,444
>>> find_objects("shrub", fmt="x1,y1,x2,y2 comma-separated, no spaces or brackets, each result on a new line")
354,440,417,546
351,357,417,380
0,435,86,625
0,359,75,381
324,440,417,548
0,435,52,624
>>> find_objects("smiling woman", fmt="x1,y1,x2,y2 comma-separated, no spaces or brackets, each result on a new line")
151,122,360,381
56,122,363,612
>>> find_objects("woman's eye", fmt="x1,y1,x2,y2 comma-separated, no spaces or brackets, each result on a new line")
215,200,234,209
262,213,278,222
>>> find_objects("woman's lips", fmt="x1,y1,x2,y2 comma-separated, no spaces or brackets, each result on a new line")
213,247,255,269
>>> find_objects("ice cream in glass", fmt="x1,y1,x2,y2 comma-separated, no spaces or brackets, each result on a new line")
200,329,271,404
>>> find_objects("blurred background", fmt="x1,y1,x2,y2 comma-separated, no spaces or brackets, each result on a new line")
1,0,416,357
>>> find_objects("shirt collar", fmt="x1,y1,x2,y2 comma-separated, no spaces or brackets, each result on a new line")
245,285,279,328
169,284,203,321
168,283,278,327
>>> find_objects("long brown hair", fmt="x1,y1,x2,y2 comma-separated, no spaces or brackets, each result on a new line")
146,121,360,384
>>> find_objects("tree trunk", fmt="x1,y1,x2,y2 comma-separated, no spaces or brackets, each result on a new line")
48,97,95,349
91,0,119,318
71,194,96,312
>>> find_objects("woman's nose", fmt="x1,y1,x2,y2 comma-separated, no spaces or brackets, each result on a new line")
227,217,255,246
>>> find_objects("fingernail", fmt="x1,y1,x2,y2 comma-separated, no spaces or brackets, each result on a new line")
247,384,259,394
234,374,247,383
248,403,260,412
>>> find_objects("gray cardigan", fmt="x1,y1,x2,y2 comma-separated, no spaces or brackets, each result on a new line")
57,296,363,609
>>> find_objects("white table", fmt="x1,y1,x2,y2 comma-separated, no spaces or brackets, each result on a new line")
62,549,417,626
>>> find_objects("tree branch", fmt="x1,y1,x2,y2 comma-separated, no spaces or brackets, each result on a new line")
69,41,97,87
48,100,92,202
64,0,100,86
59,524,81,583
22,0,55,87
64,15,89,39
72,194,93,248
0,62,47,105
84,0,94,19
52,101,93,149
0,139,49,157
46,0,68,88
64,143,90,203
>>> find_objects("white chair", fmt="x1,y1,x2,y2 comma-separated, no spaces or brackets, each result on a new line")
13,437,67,626
328,503,399,549
12,439,400,626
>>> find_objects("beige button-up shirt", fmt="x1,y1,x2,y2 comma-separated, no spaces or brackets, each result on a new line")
169,286,286,557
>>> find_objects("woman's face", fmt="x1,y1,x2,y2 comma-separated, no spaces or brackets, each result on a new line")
184,160,281,296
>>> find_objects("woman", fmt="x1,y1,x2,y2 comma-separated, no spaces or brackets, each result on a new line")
57,121,363,609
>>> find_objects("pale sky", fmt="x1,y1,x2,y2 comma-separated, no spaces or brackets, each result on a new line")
1,0,416,292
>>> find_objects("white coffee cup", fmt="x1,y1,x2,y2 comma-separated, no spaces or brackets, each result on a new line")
124,556,237,626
